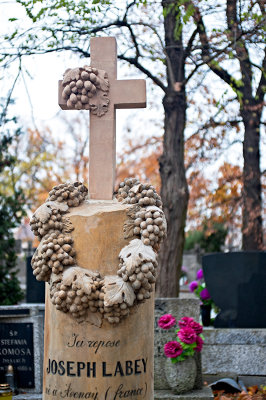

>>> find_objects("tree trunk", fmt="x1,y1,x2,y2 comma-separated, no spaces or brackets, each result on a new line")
241,107,263,250
157,1,189,297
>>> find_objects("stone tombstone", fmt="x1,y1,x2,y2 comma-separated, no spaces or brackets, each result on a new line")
29,37,167,400
0,304,44,393
154,297,202,392
26,255,45,303
202,252,266,328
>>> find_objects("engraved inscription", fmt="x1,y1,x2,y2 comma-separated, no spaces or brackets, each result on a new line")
46,358,147,378
67,333,120,354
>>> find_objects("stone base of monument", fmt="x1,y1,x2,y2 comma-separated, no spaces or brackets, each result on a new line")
202,327,266,386
42,201,155,400
0,304,44,394
13,387,214,400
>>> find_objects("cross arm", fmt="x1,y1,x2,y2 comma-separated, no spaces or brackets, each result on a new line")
113,80,146,109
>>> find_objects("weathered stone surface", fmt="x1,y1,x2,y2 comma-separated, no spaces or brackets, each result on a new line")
154,298,202,391
155,298,200,323
154,386,214,400
202,327,266,345
164,357,196,394
202,328,266,376
68,200,131,275
15,387,215,400
43,201,154,400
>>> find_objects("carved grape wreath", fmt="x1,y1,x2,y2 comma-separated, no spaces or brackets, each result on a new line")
30,179,166,326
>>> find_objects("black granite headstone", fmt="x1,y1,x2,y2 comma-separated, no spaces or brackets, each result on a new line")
202,251,266,328
26,256,45,303
0,322,34,388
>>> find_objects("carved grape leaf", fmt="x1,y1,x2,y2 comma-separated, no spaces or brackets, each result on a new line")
62,266,99,295
61,266,78,286
33,201,68,223
123,220,135,239
50,272,63,285
96,69,109,92
82,274,94,296
119,239,157,272
89,91,109,117
62,67,81,85
85,310,103,328
62,216,74,233
129,184,143,194
103,275,135,307
126,204,140,219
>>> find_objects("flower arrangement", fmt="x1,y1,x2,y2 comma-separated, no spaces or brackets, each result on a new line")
158,314,204,363
189,269,213,307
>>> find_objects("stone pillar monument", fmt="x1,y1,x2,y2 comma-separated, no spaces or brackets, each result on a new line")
30,37,166,400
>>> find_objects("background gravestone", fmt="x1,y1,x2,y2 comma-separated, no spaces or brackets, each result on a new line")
0,304,44,394
0,322,34,388
202,252,266,328
26,255,45,303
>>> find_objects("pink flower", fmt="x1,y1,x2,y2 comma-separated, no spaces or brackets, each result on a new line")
195,336,204,352
164,341,183,358
158,314,176,329
189,320,203,335
189,280,198,292
177,326,197,344
179,317,203,334
200,288,211,301
178,316,194,328
196,269,204,280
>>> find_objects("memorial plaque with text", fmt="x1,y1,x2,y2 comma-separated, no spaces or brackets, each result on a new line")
0,323,34,388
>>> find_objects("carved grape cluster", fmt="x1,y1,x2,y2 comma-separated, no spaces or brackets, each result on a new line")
102,303,130,325
134,207,166,251
30,209,63,241
117,178,162,208
117,259,157,302
62,66,101,110
47,182,88,207
50,271,103,320
31,233,76,281
116,178,166,252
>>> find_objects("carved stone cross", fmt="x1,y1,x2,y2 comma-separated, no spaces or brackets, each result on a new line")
58,37,146,200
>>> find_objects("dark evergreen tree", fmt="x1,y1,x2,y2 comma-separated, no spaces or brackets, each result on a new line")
0,106,25,305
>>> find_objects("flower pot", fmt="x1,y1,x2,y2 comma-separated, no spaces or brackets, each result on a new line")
200,304,211,327
202,251,266,328
164,357,197,394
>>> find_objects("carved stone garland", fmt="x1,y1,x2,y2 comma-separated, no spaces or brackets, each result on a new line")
30,179,166,326
62,66,109,116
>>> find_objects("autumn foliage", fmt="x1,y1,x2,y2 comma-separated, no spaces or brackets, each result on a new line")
11,122,263,249
116,134,245,246
212,384,266,400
